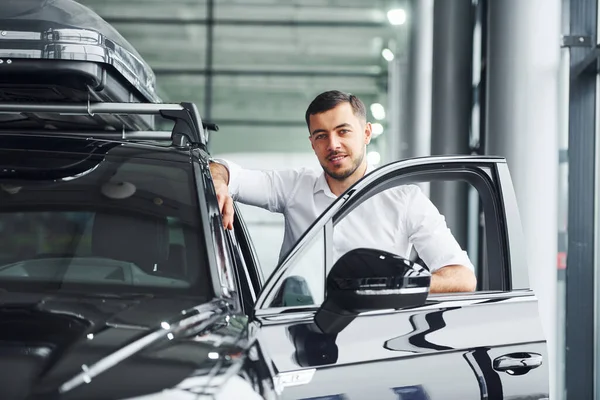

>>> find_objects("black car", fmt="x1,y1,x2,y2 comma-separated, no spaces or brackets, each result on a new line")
0,1,550,399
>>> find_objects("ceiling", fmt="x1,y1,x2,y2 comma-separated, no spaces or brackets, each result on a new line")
76,0,409,154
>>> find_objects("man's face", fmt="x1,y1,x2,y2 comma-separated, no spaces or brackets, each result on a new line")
308,102,372,181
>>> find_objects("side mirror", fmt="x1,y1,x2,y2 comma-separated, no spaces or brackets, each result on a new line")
314,248,431,334
288,324,338,367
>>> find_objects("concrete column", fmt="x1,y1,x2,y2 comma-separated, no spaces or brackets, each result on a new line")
485,1,561,398
387,56,409,163
403,0,434,160
429,0,474,250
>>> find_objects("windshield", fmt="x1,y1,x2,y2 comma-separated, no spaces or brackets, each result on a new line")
0,139,211,299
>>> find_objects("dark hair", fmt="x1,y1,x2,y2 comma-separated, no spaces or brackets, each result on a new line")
304,90,367,128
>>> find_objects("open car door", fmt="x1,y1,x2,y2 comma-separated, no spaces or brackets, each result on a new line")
252,155,549,400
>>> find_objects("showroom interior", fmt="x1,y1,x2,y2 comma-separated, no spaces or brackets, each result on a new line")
56,0,596,398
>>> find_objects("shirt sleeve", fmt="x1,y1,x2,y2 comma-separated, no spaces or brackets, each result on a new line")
210,158,305,214
403,184,475,273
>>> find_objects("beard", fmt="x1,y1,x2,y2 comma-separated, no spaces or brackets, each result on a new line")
322,150,365,181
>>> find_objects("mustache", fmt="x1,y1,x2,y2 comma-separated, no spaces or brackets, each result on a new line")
327,151,348,159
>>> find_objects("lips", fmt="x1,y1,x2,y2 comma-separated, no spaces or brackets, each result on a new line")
328,154,347,163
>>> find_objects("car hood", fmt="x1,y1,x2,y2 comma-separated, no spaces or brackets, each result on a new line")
0,291,247,400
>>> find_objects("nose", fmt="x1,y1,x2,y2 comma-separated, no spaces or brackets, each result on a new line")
326,134,341,151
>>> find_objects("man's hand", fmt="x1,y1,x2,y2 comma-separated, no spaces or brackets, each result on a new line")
209,162,234,230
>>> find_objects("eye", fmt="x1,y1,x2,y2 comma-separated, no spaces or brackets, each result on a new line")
339,129,350,134
316,134,326,140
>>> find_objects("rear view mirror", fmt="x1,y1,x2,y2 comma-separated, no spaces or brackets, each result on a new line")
315,248,431,334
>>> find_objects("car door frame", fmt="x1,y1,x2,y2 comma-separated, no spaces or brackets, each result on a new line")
252,155,532,315
245,155,547,399
223,206,269,315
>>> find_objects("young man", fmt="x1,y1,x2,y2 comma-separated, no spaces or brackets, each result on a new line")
210,90,477,293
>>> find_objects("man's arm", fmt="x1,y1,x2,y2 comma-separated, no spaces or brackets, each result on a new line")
430,265,477,293
210,161,230,184
208,159,308,230
404,185,477,293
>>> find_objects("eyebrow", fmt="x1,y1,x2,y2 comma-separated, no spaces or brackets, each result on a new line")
311,123,352,136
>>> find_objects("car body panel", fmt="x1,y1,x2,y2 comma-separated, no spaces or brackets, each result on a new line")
0,291,249,399
0,135,276,399
256,293,548,399
0,3,550,396
255,156,507,310
0,133,550,400
250,158,549,400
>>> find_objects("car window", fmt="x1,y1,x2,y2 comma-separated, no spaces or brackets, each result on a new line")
332,181,484,283
260,164,507,311
267,227,325,308
234,203,283,278
0,142,211,298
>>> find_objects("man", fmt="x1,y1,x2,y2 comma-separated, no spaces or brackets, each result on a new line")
210,90,477,293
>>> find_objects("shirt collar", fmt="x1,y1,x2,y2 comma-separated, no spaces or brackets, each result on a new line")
313,163,376,196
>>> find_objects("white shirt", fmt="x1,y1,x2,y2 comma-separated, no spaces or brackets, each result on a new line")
216,159,474,273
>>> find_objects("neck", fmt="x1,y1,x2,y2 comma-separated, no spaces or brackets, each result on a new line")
326,161,368,196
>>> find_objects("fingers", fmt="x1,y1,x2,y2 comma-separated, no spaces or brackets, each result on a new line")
222,195,234,230
214,181,234,230
215,181,226,208
216,192,226,214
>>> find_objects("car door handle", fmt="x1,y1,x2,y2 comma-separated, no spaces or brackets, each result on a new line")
493,352,543,375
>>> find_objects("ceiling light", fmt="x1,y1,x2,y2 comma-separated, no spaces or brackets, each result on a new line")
381,48,394,61
387,8,407,25
370,103,386,120
372,123,384,137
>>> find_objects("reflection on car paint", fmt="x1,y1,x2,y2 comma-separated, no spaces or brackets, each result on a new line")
392,385,431,400
295,384,432,400
463,348,504,400
384,308,460,353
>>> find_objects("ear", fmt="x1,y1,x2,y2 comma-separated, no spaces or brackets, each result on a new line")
364,122,372,145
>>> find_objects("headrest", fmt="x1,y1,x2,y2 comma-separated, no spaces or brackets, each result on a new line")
91,212,169,272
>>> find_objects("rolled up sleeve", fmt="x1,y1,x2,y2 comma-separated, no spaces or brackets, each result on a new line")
403,185,474,273
210,158,306,214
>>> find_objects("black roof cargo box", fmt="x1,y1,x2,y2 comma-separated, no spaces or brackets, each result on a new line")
0,0,161,131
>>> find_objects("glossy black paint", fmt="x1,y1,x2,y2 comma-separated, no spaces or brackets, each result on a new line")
0,136,276,399
248,159,549,400
0,289,267,399
0,129,551,400
0,134,551,399
0,4,549,397
0,0,160,106
314,248,431,335
0,5,549,397
257,292,548,400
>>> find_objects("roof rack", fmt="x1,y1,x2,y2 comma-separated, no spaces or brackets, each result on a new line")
0,101,218,147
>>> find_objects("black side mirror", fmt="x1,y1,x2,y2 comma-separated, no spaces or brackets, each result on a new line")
314,248,431,334
288,323,339,367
